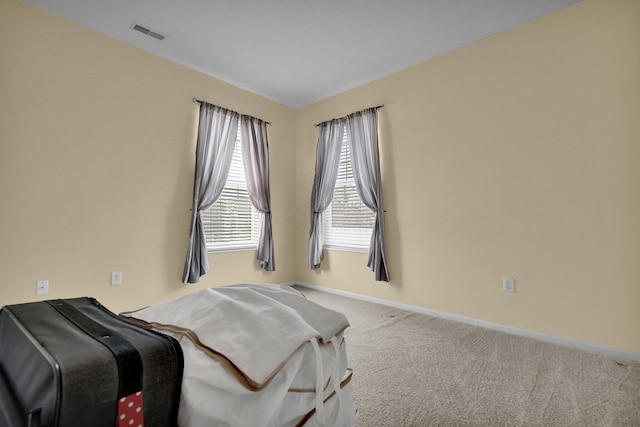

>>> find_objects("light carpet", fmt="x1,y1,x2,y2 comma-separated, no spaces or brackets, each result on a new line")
294,286,640,427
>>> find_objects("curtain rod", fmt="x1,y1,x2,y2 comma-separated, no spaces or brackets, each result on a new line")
193,98,272,125
314,104,384,127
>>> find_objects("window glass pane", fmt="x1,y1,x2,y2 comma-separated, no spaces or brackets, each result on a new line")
324,131,375,251
202,129,260,252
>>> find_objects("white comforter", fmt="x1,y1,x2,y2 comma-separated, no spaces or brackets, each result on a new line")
123,284,356,427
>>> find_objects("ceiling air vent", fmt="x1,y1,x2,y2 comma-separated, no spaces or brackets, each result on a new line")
130,23,165,41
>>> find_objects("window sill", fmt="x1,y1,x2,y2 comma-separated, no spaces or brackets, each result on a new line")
323,245,369,254
207,246,257,254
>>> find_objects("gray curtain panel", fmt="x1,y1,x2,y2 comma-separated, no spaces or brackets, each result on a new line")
241,115,275,271
308,119,345,269
182,104,240,283
345,108,390,282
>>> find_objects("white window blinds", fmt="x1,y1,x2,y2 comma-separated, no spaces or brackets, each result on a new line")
201,129,260,252
324,130,375,251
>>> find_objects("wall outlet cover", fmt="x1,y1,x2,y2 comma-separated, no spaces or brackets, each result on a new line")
503,277,515,293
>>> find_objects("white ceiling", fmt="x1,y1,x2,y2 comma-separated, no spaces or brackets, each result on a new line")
23,0,580,109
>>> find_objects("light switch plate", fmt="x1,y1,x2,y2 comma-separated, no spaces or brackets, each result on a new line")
36,280,49,295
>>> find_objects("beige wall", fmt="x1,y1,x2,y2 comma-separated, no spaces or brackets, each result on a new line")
294,0,640,353
1,0,639,354
0,0,297,313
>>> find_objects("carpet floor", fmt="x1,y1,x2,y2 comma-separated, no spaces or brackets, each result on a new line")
294,286,640,427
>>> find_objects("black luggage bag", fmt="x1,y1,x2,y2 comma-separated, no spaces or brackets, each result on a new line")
0,297,183,427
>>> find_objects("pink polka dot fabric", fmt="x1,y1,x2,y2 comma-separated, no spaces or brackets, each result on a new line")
118,391,144,427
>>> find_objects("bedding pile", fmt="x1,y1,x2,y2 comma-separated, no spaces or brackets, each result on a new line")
122,284,356,427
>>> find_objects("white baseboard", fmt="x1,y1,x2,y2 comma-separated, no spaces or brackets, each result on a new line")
286,281,640,363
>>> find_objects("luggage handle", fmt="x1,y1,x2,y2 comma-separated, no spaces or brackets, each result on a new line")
45,300,143,398
27,408,41,427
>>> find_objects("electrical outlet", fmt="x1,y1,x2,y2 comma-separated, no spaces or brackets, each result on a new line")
36,280,49,295
111,271,123,286
503,277,515,293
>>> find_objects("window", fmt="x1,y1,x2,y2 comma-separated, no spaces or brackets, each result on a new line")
201,128,261,252
324,130,375,251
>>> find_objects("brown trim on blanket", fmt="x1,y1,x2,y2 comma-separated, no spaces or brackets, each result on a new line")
289,375,332,394
288,336,346,393
294,369,354,427
120,314,344,392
